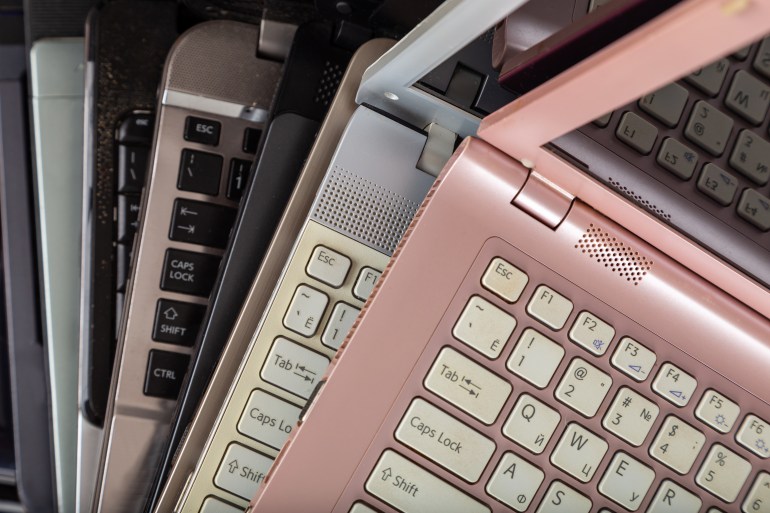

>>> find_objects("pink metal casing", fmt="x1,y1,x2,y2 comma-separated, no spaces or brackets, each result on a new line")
252,0,770,511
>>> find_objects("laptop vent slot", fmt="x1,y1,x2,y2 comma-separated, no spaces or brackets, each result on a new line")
312,166,420,255
575,224,653,286
314,61,344,107
608,177,672,222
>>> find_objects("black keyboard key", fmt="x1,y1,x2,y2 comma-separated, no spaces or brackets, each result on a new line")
169,199,236,249
143,350,190,399
116,243,133,292
177,149,222,196
152,299,206,346
227,159,252,201
242,127,261,154
116,113,154,144
117,145,150,193
160,249,221,297
117,195,141,242
184,116,221,146
115,292,124,338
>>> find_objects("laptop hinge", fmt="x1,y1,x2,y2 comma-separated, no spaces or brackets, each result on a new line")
416,123,457,177
512,170,574,229
258,18,299,61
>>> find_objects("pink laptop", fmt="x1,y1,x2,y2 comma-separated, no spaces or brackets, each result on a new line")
251,1,770,512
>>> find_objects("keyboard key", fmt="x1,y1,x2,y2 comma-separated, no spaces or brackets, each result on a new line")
753,38,770,80
555,358,612,417
481,257,529,303
650,415,705,474
696,444,752,502
503,394,561,454
160,249,221,297
152,299,206,346
117,194,141,242
242,127,261,154
320,302,359,350
143,350,190,399
395,398,495,482
742,472,770,513
260,337,329,399
536,481,592,513
184,116,221,146
611,337,656,381
733,45,752,61
587,0,611,12
425,347,511,425
652,363,697,407
116,113,153,144
214,443,272,500
352,267,381,301
550,423,608,482
349,503,378,513
697,163,739,205
237,389,300,450
283,284,329,337
116,243,132,292
736,414,770,458
656,138,699,179
685,58,730,96
486,452,544,511
646,480,702,513
507,328,564,388
365,450,490,513
169,199,237,249
177,149,223,195
602,387,660,446
199,497,242,513
729,130,770,185
568,311,615,355
306,246,351,288
598,452,655,511
725,70,770,125
639,83,689,127
117,145,149,193
592,112,612,127
453,296,517,359
737,189,770,230
616,112,658,154
685,101,734,156
695,389,741,434
526,285,573,330
226,158,251,201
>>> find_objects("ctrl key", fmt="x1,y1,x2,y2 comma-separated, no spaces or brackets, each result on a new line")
143,350,189,399
365,450,490,513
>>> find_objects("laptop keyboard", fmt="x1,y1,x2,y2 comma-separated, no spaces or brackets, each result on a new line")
588,37,770,233
351,238,769,513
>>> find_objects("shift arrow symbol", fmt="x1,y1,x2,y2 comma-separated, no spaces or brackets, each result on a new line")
228,460,239,473
381,468,392,481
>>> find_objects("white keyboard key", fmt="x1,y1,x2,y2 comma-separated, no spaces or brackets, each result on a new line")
611,337,656,381
696,444,752,502
453,296,516,359
650,416,705,474
507,328,564,388
695,389,741,434
486,452,544,512
555,358,612,417
349,503,378,513
503,394,561,454
214,443,273,500
260,337,330,399
352,267,380,301
283,284,329,337
320,302,360,350
526,285,573,330
602,387,660,446
424,347,511,425
568,311,615,355
550,423,608,482
737,414,770,458
481,257,529,303
200,497,243,513
237,389,301,450
598,452,655,511
646,480,702,513
365,450,490,513
652,363,697,407
742,472,770,513
305,245,351,287
536,481,592,513
395,398,496,483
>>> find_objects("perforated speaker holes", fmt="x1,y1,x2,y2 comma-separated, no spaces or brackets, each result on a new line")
608,177,672,222
575,224,653,285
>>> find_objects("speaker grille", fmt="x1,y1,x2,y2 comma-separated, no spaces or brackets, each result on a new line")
314,60,344,107
575,224,653,285
608,177,672,222
312,166,420,255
